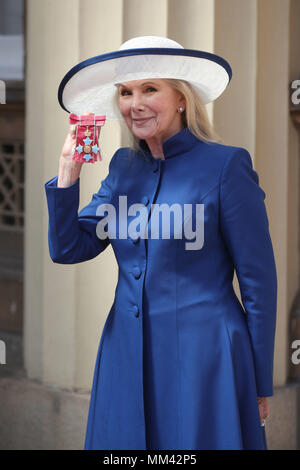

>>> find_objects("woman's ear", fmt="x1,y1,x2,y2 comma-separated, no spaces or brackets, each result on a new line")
178,92,186,110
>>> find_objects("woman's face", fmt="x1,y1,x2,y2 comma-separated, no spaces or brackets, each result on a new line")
117,78,185,143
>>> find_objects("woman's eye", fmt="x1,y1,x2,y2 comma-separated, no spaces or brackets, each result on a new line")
119,87,156,96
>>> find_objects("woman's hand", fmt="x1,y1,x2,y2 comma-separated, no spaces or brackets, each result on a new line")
257,397,269,425
57,112,94,188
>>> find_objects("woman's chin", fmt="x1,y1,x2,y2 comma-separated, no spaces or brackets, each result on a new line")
131,128,156,141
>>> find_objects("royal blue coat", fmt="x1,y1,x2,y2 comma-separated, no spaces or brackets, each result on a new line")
44,127,277,450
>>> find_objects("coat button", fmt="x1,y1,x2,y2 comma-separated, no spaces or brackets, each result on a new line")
131,305,139,317
141,196,149,206
132,266,142,279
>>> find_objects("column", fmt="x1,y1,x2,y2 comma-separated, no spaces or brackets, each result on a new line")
25,0,123,389
256,0,292,388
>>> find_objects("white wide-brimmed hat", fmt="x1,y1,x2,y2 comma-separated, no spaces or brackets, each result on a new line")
58,36,232,120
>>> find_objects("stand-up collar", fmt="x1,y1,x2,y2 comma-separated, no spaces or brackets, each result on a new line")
138,127,202,161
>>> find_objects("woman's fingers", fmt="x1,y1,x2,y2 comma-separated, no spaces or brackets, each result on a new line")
263,399,269,419
69,124,76,139
258,397,269,424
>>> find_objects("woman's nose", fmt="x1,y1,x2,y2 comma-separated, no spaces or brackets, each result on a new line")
131,93,145,111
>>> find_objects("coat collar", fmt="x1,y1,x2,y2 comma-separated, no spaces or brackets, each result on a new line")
138,127,201,161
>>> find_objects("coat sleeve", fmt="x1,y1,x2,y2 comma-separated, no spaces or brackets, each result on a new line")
44,149,120,264
219,148,277,397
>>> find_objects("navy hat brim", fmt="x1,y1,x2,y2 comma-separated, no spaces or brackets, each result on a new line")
58,47,232,119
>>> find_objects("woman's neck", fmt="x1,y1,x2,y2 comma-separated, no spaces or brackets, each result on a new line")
144,122,184,160
145,137,165,160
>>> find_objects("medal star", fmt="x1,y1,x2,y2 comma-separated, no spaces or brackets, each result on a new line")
75,144,83,154
83,153,93,162
83,136,92,145
92,144,99,154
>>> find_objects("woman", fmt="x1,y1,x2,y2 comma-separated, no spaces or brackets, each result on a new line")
45,36,277,450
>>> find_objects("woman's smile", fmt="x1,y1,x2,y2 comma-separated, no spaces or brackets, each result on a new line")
132,117,154,126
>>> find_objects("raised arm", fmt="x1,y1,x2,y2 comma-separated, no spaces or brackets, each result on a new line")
44,148,120,265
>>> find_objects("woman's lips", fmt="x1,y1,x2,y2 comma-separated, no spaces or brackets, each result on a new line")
132,117,153,125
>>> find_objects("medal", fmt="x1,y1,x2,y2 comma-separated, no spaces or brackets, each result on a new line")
69,113,106,163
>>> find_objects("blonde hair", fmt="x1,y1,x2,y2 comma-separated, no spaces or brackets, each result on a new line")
114,78,223,153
